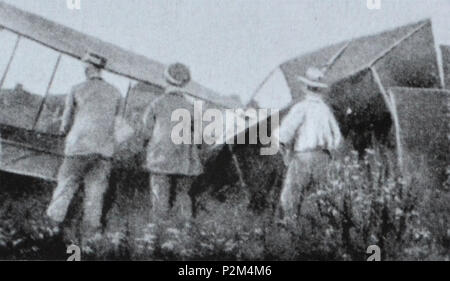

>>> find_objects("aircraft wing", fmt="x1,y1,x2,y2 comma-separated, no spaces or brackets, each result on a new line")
388,87,449,185
0,1,239,109
251,19,440,111
0,1,245,181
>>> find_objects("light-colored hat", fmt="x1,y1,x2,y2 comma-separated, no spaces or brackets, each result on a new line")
297,67,328,89
164,63,191,88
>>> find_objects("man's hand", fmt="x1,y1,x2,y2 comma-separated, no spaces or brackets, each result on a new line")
59,127,68,137
279,143,291,166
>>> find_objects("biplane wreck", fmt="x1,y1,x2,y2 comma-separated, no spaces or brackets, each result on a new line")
0,1,252,184
0,2,283,230
0,0,448,229
250,19,448,184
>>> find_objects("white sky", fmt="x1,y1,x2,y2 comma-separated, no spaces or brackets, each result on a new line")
1,0,449,102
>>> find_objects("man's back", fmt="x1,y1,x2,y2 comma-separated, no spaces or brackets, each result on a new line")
279,92,342,152
143,90,203,176
64,79,122,158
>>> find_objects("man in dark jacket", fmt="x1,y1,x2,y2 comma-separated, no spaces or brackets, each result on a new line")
142,63,203,221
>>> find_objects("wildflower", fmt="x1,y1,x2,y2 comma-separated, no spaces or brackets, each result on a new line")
200,242,214,251
166,228,181,237
216,237,226,244
145,223,156,231
82,245,94,255
370,234,379,244
107,232,124,247
254,228,263,236
161,240,176,251
316,190,326,197
225,240,237,252
331,209,339,217
13,239,23,247
325,227,334,237
137,233,156,243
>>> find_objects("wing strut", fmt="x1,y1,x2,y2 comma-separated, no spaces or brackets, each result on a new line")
0,34,21,89
122,81,133,117
227,144,247,188
321,41,351,75
370,67,404,171
32,54,62,130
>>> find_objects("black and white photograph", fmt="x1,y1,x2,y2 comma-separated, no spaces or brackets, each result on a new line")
0,0,448,264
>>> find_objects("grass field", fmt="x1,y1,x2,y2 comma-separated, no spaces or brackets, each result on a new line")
0,148,448,261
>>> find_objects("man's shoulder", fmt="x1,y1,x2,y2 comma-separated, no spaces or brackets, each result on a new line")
71,80,121,101
154,91,187,106
71,80,99,93
71,81,88,93
300,95,329,108
289,100,308,113
90,79,122,99
287,96,327,115
96,79,119,90
106,83,122,99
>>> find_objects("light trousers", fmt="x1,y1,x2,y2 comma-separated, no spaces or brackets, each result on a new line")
46,154,111,230
280,150,330,220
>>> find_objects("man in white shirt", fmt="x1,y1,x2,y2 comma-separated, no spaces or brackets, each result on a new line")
278,67,342,222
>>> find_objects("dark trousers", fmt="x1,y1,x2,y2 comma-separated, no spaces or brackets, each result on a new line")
150,173,194,221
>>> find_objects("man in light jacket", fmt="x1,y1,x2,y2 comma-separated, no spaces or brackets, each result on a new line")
278,66,342,222
46,54,122,235
142,63,203,222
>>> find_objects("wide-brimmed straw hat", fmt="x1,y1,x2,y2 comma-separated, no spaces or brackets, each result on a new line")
164,63,191,88
297,67,328,89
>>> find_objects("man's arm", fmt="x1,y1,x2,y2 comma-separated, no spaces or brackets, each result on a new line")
113,91,136,146
329,115,343,150
141,101,157,143
116,92,124,117
60,89,76,136
278,103,305,147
